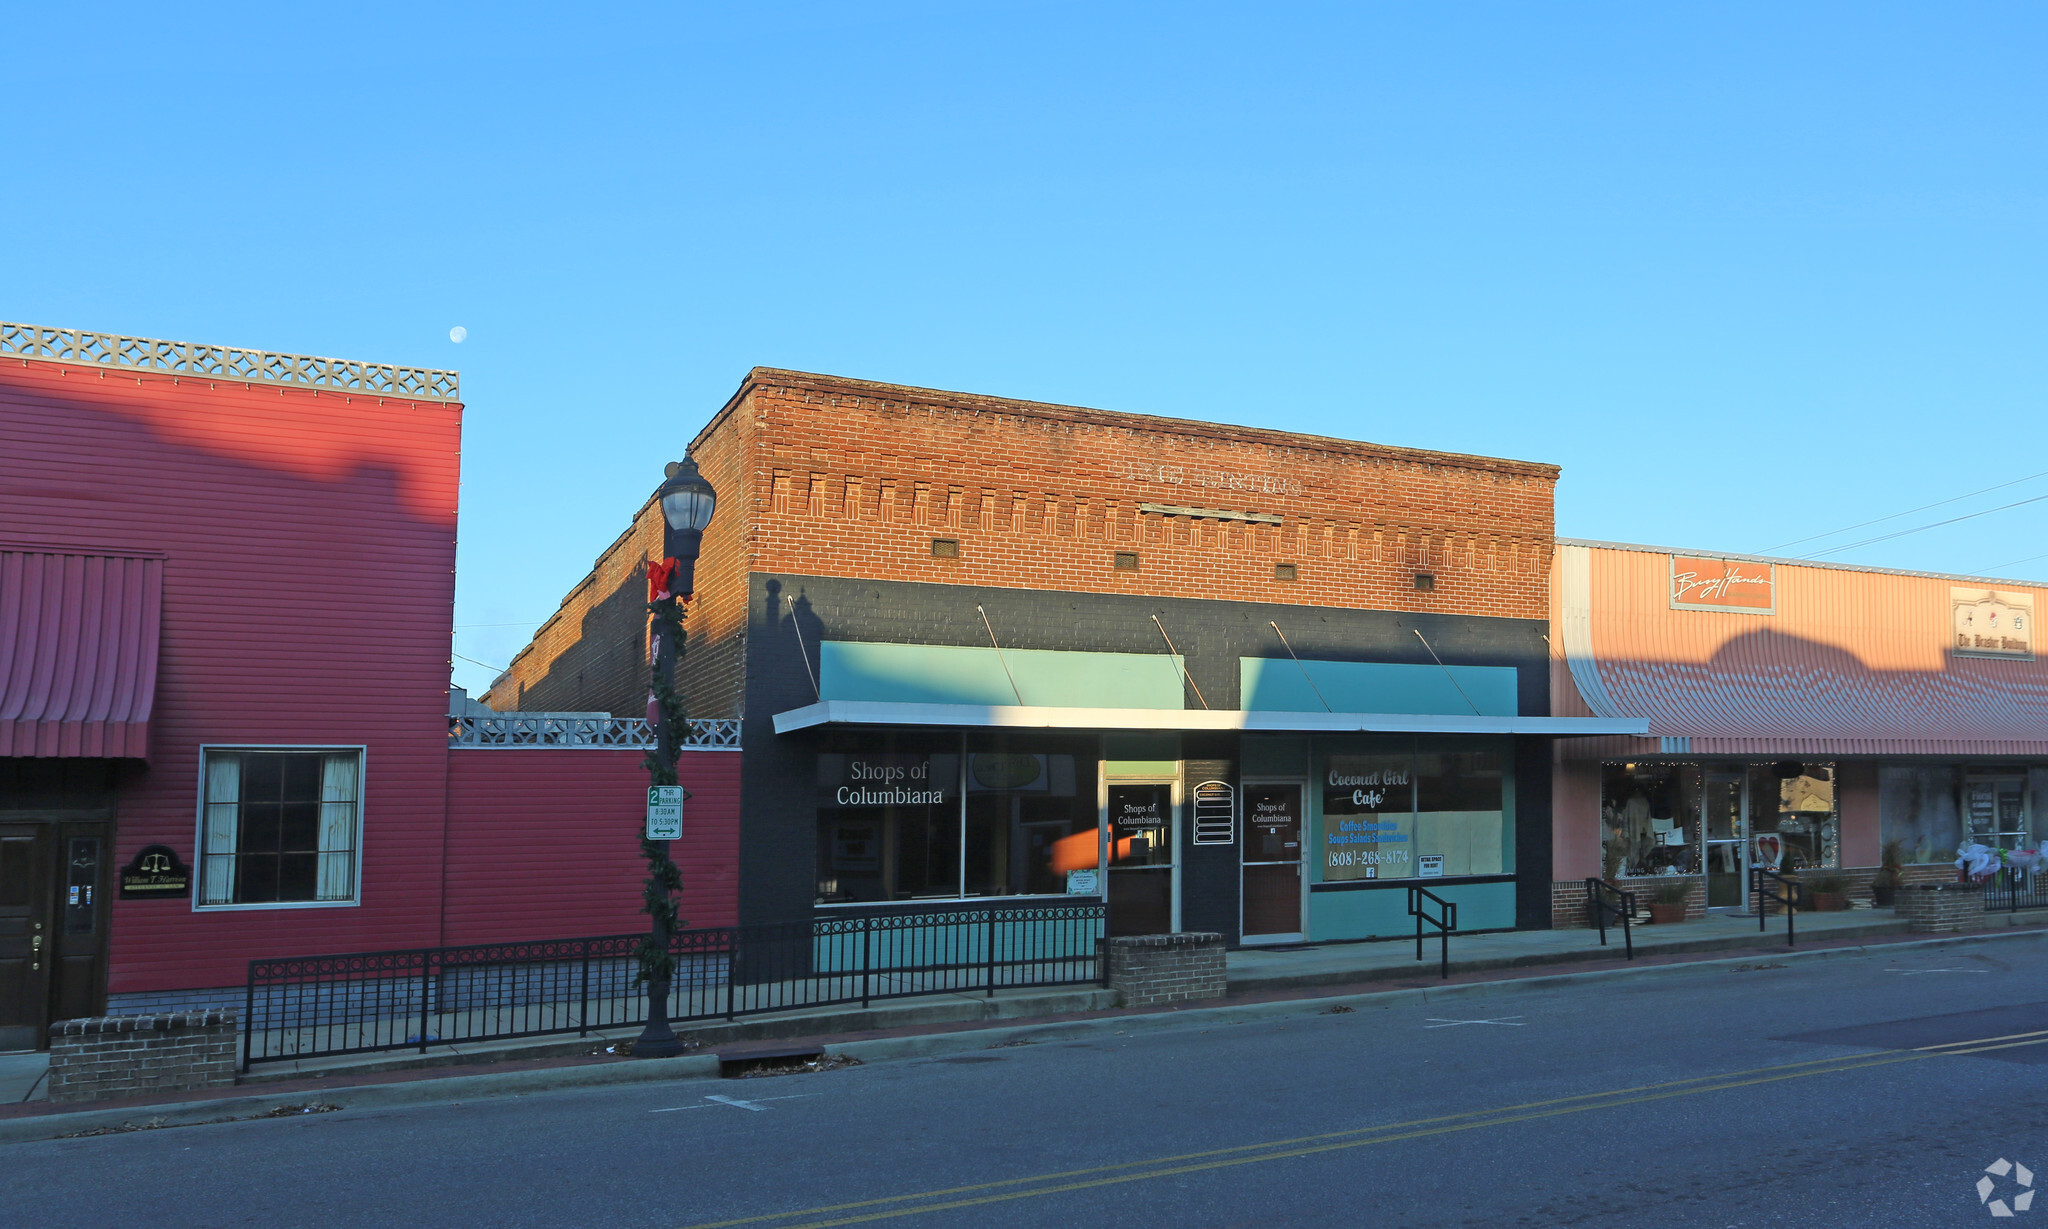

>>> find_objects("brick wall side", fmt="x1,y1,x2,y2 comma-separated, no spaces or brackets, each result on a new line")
737,380,1555,622
47,1015,239,1103
490,372,1558,723
1106,934,1227,1007
491,401,752,722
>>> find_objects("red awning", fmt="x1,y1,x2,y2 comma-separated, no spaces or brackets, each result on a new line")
0,547,163,758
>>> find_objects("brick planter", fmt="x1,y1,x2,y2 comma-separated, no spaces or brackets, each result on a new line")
1894,882,1987,934
47,1011,239,1104
1105,933,1226,1007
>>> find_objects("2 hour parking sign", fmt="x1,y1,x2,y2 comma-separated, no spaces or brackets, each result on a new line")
646,786,684,840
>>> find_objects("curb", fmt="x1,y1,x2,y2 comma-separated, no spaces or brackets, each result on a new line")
0,1054,721,1147
9,926,2042,1146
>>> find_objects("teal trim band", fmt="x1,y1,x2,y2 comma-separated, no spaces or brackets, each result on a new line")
1241,657,1518,717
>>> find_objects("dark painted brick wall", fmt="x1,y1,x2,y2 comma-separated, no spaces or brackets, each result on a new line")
738,573,1552,929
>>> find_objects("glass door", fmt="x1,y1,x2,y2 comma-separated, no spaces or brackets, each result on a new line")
1702,772,1747,909
1106,782,1176,936
1240,782,1304,944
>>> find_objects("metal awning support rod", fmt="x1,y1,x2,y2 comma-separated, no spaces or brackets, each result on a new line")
1150,615,1210,709
1269,621,1333,713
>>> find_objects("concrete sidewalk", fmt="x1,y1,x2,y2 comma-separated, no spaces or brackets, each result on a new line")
1228,907,1921,990
6,908,2045,1147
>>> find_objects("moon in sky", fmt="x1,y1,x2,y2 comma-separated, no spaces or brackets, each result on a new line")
449,326,468,343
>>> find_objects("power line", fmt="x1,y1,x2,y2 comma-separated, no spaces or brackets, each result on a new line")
1806,491,2048,559
1763,468,2048,553
1972,549,2048,575
451,651,508,674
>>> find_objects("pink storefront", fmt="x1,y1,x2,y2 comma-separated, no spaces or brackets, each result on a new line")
1549,539,2048,924
0,322,737,1049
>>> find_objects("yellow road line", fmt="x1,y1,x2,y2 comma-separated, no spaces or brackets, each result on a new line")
681,1032,2048,1229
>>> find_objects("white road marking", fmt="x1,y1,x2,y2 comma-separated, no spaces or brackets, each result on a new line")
1424,1015,1526,1029
1886,967,1988,975
651,1093,821,1114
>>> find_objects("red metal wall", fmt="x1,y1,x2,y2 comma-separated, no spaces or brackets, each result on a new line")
441,749,740,942
0,357,461,993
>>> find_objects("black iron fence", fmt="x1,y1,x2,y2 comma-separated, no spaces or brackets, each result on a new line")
1983,867,2048,913
244,902,1107,1067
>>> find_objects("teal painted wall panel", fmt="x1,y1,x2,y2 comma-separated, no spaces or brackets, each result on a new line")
1240,658,1518,716
820,641,1186,709
1307,881,1517,941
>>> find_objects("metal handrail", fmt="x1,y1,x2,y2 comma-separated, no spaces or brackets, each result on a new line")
1407,886,1459,979
1584,877,1635,960
1752,867,1797,947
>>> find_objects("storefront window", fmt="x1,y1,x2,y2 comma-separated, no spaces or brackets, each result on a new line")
1599,763,1701,878
1319,740,1508,882
1322,751,1413,882
965,734,1098,897
815,731,1098,904
1750,763,1838,872
1415,750,1504,877
1963,772,2029,849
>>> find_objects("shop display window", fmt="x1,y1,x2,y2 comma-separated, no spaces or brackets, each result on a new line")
1749,763,1839,873
814,731,1098,904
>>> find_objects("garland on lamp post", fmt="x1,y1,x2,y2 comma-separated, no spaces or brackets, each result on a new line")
637,589,687,987
632,458,717,1059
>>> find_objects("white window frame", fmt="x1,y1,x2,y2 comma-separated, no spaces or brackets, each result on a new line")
192,744,367,912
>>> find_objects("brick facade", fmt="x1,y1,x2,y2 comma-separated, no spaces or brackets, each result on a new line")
47,1011,239,1103
1105,932,1228,1007
487,369,1559,721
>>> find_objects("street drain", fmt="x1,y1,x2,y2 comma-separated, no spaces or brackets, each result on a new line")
718,1046,861,1078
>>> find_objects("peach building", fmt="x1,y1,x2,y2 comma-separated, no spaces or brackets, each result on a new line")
1550,539,2048,923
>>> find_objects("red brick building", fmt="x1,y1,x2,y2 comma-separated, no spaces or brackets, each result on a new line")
490,369,1637,945
0,322,737,1047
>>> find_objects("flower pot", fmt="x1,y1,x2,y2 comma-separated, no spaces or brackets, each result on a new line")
1648,902,1688,924
1807,891,1849,912
1871,883,1896,908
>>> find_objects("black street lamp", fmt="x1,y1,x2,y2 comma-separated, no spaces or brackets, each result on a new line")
634,457,717,1059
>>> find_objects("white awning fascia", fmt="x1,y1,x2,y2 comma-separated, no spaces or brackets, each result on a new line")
770,700,1649,737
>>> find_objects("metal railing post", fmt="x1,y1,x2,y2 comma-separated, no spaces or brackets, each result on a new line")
243,964,257,1070
1443,903,1457,979
579,941,591,1037
986,909,998,998
860,916,872,1009
417,954,431,1054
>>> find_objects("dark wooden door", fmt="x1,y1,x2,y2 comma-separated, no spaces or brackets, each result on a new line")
1241,783,1303,941
0,825,56,1051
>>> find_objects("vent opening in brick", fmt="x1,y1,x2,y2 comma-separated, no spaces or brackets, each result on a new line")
930,538,959,558
1413,573,1436,591
1274,563,1297,582
1113,552,1140,572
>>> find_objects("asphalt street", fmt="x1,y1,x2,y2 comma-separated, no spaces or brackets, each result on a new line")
9,936,2048,1229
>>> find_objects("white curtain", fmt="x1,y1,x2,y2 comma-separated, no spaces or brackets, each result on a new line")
201,754,241,905
317,753,359,901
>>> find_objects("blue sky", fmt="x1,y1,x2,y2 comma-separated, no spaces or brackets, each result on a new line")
6,3,2044,696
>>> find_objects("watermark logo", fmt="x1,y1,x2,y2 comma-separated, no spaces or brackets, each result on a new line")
1979,1159,2035,1217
